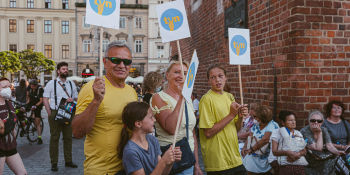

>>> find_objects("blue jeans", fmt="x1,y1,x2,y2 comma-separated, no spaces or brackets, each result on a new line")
175,166,194,175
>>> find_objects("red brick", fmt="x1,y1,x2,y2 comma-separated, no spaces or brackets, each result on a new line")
320,38,331,44
306,16,323,22
333,60,350,66
332,89,348,96
327,31,335,37
333,38,348,44
305,30,322,36
306,104,322,110
321,8,338,15
321,24,338,30
306,75,322,81
291,7,310,15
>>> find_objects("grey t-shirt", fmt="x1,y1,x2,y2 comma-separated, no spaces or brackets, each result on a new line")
323,119,350,145
123,134,162,175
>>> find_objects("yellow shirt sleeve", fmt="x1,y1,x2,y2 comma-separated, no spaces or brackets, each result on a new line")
76,82,93,115
199,94,215,129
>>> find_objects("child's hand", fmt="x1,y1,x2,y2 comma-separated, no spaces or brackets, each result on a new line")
173,146,182,162
162,146,175,165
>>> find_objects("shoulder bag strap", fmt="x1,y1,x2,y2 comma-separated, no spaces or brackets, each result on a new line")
184,102,189,140
54,80,57,110
57,81,71,98
68,81,73,97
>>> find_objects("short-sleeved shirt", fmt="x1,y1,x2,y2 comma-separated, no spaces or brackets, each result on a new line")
15,86,27,104
43,77,78,110
198,89,242,172
150,91,196,152
0,101,17,151
76,76,137,175
123,135,162,175
323,119,350,145
251,120,279,139
28,87,44,107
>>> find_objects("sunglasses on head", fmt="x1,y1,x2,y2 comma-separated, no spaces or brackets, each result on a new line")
105,57,132,66
310,119,323,123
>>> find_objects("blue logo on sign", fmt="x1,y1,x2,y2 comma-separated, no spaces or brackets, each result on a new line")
230,35,247,56
161,8,183,31
186,63,196,88
90,0,116,16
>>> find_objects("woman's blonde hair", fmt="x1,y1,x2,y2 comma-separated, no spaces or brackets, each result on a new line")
166,60,189,73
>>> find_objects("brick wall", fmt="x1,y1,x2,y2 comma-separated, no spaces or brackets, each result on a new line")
170,0,350,125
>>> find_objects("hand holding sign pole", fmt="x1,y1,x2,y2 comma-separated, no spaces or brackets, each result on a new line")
156,0,191,148
228,28,251,105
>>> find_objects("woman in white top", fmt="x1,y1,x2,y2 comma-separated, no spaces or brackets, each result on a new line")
271,110,308,175
150,60,202,175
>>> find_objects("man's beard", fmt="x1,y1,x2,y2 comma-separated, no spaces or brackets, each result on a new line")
59,73,68,79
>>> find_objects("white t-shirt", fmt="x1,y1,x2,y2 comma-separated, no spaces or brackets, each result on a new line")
43,77,78,109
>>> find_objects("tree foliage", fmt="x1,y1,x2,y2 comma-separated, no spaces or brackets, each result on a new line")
19,49,56,79
0,51,21,77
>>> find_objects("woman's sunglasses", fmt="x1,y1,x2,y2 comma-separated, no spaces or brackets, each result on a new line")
310,119,323,123
105,57,132,66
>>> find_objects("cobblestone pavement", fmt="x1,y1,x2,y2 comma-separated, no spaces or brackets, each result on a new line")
4,111,85,175
3,110,207,175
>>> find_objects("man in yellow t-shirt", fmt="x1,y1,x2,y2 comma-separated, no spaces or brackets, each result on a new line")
199,65,248,175
72,41,137,175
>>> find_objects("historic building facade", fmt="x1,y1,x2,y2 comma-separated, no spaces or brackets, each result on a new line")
0,0,77,83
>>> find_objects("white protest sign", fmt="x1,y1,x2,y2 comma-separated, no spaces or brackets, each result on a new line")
156,0,191,43
182,50,199,103
86,0,120,29
228,28,251,65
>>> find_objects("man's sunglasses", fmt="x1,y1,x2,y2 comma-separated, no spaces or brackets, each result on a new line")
105,57,132,66
310,119,323,123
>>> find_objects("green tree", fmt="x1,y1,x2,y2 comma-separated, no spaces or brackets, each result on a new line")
19,49,56,79
0,51,21,77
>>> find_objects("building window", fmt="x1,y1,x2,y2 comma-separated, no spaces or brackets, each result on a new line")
157,45,164,58
135,17,142,29
83,40,91,53
121,0,125,4
45,0,51,8
102,40,109,52
27,20,34,33
83,16,90,28
10,0,16,8
27,0,34,8
44,45,52,58
62,0,68,9
62,21,69,34
27,44,35,50
158,1,164,4
120,17,126,28
135,40,142,53
9,19,16,32
62,45,69,59
44,20,52,33
9,44,17,52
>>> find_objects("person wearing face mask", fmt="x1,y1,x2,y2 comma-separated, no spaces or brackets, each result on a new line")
142,71,163,104
43,62,79,171
0,77,27,174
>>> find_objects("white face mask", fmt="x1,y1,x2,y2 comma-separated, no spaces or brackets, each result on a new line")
0,88,12,99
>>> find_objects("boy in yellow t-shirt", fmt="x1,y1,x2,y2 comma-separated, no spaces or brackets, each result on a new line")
199,64,248,174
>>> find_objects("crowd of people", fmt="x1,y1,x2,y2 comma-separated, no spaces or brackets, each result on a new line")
0,40,349,175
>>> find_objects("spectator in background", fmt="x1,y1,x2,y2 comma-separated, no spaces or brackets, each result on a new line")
242,105,279,175
142,71,163,104
15,79,27,104
323,101,350,151
301,110,343,175
271,110,308,175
